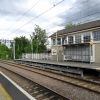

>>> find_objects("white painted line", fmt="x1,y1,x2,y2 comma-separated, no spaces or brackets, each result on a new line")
0,71,36,100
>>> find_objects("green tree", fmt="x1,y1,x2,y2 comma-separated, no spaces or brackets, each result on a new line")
14,36,31,59
65,22,76,29
30,25,47,53
0,44,11,59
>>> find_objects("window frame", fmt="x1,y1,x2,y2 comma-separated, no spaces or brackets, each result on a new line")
75,34,81,44
93,30,100,41
57,38,61,45
68,35,74,44
52,38,56,45
83,33,91,43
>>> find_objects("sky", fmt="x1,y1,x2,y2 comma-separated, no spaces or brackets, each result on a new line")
0,0,100,40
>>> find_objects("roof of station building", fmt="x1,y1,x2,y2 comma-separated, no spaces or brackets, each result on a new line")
50,20,100,38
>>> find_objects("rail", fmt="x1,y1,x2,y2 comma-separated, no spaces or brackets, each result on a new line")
0,60,100,99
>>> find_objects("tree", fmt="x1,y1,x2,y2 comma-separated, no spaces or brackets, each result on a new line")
65,22,76,29
0,44,11,59
30,25,47,53
14,36,31,59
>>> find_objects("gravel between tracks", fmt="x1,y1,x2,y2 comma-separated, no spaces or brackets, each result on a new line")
0,63,100,100
0,67,67,100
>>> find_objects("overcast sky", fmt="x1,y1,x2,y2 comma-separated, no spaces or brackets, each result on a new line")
0,0,100,40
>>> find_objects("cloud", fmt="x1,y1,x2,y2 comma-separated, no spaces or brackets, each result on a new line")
59,0,100,25
0,0,77,39
0,0,36,18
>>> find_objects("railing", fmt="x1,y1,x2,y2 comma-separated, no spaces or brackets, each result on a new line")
63,39,93,45
22,53,52,60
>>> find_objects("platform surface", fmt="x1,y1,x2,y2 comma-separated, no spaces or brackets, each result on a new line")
0,84,12,100
0,71,36,100
17,59,100,71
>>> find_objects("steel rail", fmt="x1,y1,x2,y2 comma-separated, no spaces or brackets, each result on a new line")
0,60,100,95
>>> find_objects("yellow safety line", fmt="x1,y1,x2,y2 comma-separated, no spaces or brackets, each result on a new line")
0,84,12,100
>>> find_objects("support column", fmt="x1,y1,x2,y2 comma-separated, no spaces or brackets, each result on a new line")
81,34,83,43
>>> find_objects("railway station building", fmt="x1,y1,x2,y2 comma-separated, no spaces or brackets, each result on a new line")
50,20,100,63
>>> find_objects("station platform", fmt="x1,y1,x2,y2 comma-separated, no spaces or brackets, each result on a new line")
0,71,36,100
16,59,100,71
15,59,100,76
0,84,11,100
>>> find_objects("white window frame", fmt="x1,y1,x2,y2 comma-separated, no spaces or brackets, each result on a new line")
52,38,56,46
93,30,100,43
83,32,91,43
64,36,68,44
57,37,62,45
75,34,81,44
68,35,74,44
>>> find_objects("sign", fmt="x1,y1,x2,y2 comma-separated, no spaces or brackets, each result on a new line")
51,49,57,55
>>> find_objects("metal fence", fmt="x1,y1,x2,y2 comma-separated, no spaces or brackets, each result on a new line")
22,53,52,60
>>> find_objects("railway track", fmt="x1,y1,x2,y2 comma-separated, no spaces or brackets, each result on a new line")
0,60,100,100
0,67,66,100
2,60,100,82
1,60,100,87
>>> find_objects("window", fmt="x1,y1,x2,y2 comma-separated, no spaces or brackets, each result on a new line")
93,31,100,41
57,38,61,45
62,37,66,45
68,36,73,44
52,39,56,45
75,34,81,44
83,33,91,42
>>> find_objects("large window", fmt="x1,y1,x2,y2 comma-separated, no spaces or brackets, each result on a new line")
52,39,56,45
57,38,61,45
68,36,73,44
75,34,81,44
62,37,66,45
93,31,100,41
83,33,91,42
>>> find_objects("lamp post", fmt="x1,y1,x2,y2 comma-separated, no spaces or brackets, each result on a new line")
31,37,33,59
13,40,15,60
